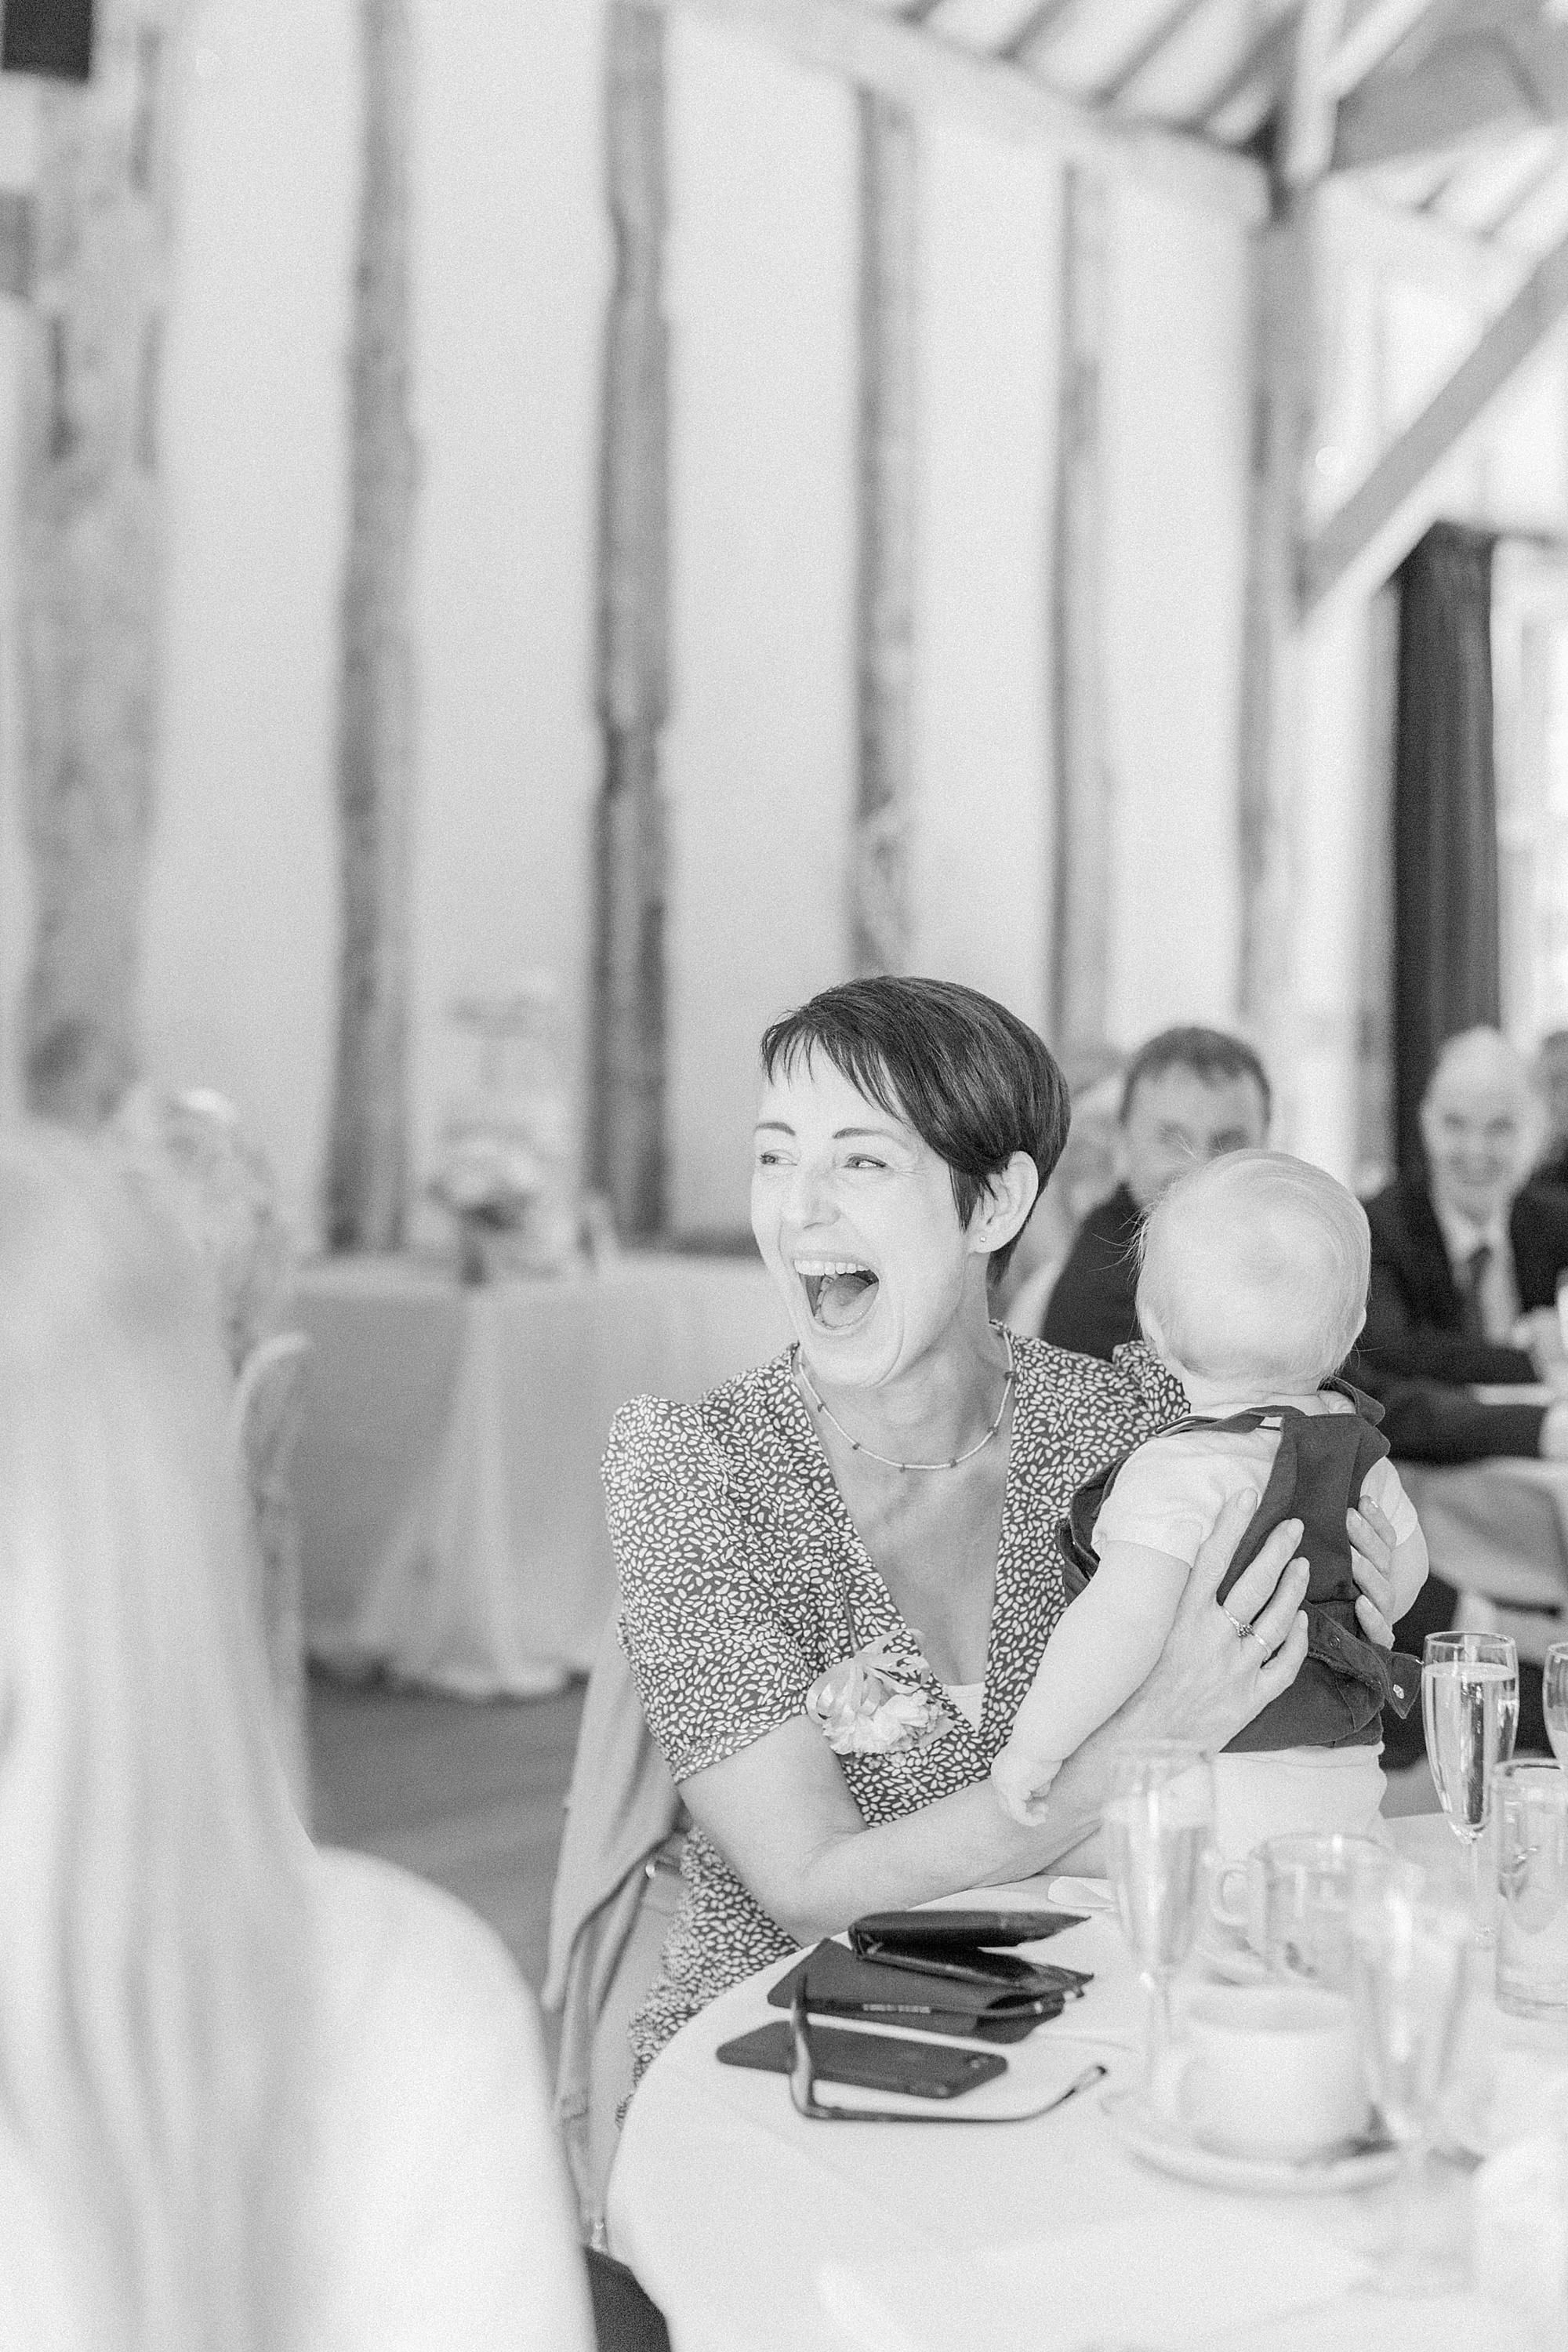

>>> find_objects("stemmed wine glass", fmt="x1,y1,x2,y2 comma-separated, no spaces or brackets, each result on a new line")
1422,1632,1518,1938
1544,1642,1568,1763
1102,1744,1214,2101
1349,1866,1472,2295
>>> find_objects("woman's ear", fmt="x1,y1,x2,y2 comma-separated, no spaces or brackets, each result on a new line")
969,1152,1039,1257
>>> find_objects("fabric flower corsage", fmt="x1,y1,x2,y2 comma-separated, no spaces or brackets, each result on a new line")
805,1631,953,1757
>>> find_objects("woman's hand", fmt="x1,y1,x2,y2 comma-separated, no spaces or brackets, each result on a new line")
1120,1487,1310,1752
1348,1494,1397,1650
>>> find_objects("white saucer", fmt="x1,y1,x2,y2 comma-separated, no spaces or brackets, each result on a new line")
1107,2090,1399,2198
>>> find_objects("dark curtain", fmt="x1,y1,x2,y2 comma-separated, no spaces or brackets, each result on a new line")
1392,521,1500,1174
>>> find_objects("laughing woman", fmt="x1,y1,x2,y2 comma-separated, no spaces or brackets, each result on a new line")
604,978,1403,2082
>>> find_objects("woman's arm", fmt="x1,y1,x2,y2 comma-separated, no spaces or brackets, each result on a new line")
679,1490,1310,1944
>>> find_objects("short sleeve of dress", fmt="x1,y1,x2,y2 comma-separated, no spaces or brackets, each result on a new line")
1105,1339,1188,1438
604,1393,814,1783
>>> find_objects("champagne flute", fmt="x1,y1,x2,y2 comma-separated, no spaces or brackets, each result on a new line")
1349,1867,1472,2295
1422,1632,1518,1937
1102,1744,1214,2102
1544,1643,1568,1765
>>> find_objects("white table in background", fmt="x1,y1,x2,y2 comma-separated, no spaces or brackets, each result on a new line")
295,1252,792,1698
608,1816,1560,2352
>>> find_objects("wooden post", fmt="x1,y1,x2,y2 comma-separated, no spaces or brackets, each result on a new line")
326,0,418,1250
1048,164,1109,1056
1237,213,1307,1107
20,0,175,1126
853,90,917,978
591,0,670,1239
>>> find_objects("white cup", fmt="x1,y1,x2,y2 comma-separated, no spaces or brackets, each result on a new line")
1158,1984,1370,2161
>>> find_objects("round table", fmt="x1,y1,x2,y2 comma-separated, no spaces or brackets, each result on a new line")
607,1817,1563,2352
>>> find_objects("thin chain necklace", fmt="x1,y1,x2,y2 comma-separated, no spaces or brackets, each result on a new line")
793,1328,1015,1473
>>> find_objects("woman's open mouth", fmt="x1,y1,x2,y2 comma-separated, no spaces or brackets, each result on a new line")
795,1258,880,1333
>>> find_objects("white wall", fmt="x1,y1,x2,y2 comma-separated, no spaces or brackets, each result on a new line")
405,0,608,1223
142,0,609,1246
662,20,857,1235
45,13,1568,1232
1101,182,1250,1051
146,0,354,1239
909,122,1058,1040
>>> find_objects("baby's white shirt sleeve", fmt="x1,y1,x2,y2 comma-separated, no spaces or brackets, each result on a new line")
1090,1439,1239,1570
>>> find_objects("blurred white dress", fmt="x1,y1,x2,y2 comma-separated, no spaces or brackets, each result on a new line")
307,1847,593,2350
0,1849,593,2352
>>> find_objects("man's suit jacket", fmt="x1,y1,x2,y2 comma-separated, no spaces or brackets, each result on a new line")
1040,1183,1142,1361
1350,1171,1568,1461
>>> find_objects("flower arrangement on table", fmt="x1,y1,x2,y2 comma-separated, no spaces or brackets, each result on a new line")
805,1630,954,1756
430,978,578,1280
429,1131,550,1285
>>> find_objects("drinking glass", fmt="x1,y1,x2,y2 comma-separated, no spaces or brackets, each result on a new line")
1544,1644,1568,1766
1496,1759,1568,2018
1103,1744,1214,2097
1422,1632,1518,1937
1255,1831,1388,1993
1349,1867,1472,2295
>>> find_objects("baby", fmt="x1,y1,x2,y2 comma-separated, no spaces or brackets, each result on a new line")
990,1150,1429,1852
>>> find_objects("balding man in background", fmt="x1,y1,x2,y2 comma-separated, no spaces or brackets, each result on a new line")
1532,1028,1568,1192
1355,1027,1568,1759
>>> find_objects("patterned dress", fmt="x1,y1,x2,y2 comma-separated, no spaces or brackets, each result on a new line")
603,1332,1184,2081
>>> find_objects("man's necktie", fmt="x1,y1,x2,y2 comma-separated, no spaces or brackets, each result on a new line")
1460,1242,1492,1341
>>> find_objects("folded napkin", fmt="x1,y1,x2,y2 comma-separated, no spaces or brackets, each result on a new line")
1045,1875,1116,1914
818,2212,1367,2352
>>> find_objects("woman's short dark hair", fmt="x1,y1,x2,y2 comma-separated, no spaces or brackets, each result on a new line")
759,977,1068,1281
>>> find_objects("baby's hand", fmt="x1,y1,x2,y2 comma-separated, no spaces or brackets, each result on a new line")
989,1746,1062,1828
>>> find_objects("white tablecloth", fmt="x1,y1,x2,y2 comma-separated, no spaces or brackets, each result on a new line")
606,1816,1562,2352
295,1253,792,1697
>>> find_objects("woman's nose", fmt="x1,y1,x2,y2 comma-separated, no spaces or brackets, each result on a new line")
785,1160,835,1224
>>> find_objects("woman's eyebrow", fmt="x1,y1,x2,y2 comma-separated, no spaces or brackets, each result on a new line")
834,1125,905,1142
754,1119,794,1135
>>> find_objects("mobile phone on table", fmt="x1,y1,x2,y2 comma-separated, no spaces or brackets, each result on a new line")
716,2020,1008,2100
850,1907,1086,1953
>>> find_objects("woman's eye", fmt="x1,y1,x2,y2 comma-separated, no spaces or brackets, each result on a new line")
845,1156,886,1172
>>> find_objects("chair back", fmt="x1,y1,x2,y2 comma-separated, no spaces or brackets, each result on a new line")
232,1330,314,1820
546,1611,681,2238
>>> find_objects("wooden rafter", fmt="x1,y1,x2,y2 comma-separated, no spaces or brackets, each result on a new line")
626,0,1269,223
1048,165,1109,1052
997,0,1078,64
1095,0,1211,109
1185,13,1294,136
591,1,670,1236
1327,0,1461,100
1305,223,1568,611
852,91,917,978
1281,0,1351,191
1334,22,1568,170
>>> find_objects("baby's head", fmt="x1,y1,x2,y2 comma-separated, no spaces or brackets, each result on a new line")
1136,1149,1370,1393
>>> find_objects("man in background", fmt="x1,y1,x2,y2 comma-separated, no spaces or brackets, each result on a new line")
1041,1026,1269,1360
1357,1027,1568,1457
1533,1028,1568,1192
1356,1027,1568,1759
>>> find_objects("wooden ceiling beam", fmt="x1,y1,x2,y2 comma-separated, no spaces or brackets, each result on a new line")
1334,23,1568,170
1326,0,1461,100
1094,0,1211,109
628,0,1270,222
1282,0,1352,191
1304,225,1568,611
